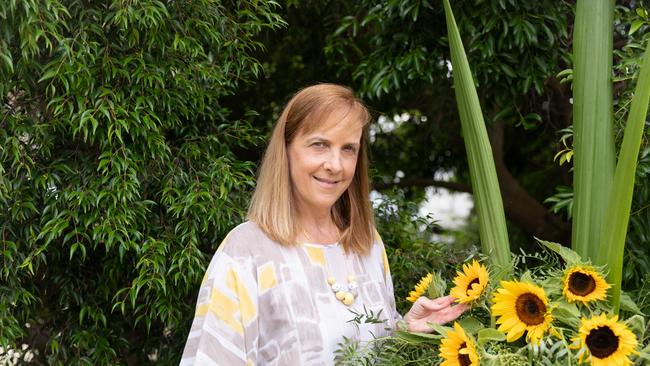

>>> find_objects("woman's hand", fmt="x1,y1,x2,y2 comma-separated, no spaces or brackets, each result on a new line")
404,295,468,333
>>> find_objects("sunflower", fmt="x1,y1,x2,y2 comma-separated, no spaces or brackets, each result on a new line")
449,259,489,304
491,281,554,344
574,314,638,366
406,273,433,303
563,265,610,304
439,322,480,366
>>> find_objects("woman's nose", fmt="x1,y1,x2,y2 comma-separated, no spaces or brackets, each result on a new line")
323,152,342,173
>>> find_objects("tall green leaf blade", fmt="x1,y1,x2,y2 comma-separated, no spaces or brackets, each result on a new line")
571,0,616,261
598,44,650,312
443,0,511,272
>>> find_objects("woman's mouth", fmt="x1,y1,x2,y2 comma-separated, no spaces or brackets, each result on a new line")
314,176,340,186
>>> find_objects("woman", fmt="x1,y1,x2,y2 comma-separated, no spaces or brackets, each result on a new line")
181,84,467,365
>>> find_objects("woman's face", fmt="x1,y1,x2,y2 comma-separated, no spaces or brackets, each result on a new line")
287,109,363,216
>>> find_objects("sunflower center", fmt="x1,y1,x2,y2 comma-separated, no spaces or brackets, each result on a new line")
515,293,546,325
458,342,471,366
586,326,619,359
568,272,596,296
466,278,480,295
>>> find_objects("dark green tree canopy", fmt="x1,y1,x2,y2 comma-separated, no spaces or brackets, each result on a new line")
1,0,283,363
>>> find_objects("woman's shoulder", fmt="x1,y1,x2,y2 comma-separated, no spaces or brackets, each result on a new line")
368,227,390,272
369,227,385,250
227,220,267,240
216,220,276,257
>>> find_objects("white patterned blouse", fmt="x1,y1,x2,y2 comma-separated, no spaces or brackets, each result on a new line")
180,221,399,365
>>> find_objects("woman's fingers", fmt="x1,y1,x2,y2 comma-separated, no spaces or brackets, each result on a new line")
423,303,469,326
406,296,469,331
406,304,470,331
438,303,469,323
417,295,455,311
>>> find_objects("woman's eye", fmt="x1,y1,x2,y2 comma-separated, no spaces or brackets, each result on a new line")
343,146,357,153
312,142,326,148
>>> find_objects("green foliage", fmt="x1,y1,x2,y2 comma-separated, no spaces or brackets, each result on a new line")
546,2,650,295
623,148,650,290
335,306,443,365
0,0,284,363
326,0,569,104
373,189,457,314
335,335,440,365
543,186,573,219
613,3,650,298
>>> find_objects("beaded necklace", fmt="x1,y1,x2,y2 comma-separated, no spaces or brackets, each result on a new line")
303,229,358,306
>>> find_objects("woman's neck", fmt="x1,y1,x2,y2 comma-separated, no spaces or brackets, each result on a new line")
297,208,340,244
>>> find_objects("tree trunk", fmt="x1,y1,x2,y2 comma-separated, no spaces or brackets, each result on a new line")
488,120,571,245
372,120,571,246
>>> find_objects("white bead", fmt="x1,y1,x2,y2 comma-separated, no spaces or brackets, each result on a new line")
331,283,341,292
348,281,358,289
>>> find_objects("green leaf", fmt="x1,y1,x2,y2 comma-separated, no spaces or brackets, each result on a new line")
427,271,447,299
70,242,79,260
536,238,582,264
551,301,580,328
597,43,650,312
443,0,511,273
500,63,516,77
525,112,542,122
624,314,645,337
458,316,484,334
477,328,506,345
394,330,442,344
571,0,616,263
427,322,453,336
38,68,58,83
639,340,650,362
619,292,643,315
482,357,502,366
0,52,13,74
492,105,514,122
520,270,534,283
638,351,650,363
629,20,645,35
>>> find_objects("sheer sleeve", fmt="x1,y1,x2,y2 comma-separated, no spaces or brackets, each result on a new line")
180,239,259,366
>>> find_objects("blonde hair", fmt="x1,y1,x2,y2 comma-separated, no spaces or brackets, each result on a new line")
247,84,375,255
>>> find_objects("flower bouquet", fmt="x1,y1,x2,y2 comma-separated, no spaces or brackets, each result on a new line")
400,240,647,366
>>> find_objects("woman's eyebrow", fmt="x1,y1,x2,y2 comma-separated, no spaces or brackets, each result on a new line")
306,136,329,143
